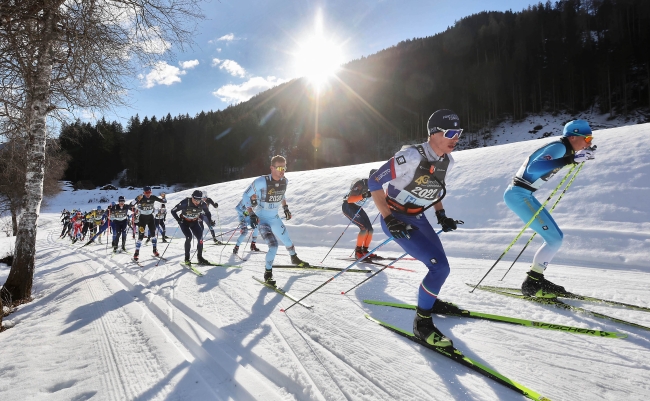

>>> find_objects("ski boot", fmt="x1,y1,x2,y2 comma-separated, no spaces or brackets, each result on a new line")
181,259,191,266
232,245,239,254
153,248,160,257
413,307,452,347
161,237,168,243
290,253,310,267
133,250,140,262
121,244,127,253
250,242,260,252
354,246,365,259
361,247,378,259
264,269,276,286
521,271,568,298
71,237,78,244
196,256,210,265
431,299,463,316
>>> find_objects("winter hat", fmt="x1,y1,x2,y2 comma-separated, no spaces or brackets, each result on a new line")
192,190,203,200
563,120,592,137
427,109,460,134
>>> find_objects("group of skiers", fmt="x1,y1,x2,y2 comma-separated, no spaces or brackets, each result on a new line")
58,109,596,348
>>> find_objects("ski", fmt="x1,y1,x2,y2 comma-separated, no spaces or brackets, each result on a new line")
336,258,416,272
467,284,650,312
363,300,626,338
196,261,241,268
273,264,372,273
365,314,551,401
205,242,235,246
467,284,650,332
130,258,143,267
252,276,313,309
179,262,204,276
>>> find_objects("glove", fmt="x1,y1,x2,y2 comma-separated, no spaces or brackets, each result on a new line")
384,214,416,239
213,202,218,208
283,205,292,220
210,220,216,227
435,209,457,232
573,148,596,163
361,190,372,199
250,213,259,228
160,192,166,199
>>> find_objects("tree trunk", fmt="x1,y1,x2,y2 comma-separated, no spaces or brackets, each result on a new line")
11,207,18,236
2,11,55,303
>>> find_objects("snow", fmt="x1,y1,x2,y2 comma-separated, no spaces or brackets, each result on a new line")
1,122,650,401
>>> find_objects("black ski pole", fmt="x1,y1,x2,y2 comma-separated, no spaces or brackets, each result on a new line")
321,199,367,263
281,237,394,312
156,226,180,266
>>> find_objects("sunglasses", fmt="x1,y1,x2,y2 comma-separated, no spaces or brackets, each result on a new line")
274,166,287,172
581,135,593,144
435,127,463,140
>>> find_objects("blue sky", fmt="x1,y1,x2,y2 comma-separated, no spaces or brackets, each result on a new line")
100,0,539,124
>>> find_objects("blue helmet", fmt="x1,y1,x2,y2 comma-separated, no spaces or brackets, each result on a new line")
96,206,102,210
563,120,592,137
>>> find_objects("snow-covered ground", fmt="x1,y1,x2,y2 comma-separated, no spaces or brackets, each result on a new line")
1,122,649,401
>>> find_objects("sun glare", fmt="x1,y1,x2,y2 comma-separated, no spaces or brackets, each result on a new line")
294,12,344,90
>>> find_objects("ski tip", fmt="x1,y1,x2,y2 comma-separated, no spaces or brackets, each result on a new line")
280,308,285,312
341,291,345,294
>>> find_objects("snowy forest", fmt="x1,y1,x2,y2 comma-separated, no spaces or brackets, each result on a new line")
58,0,650,187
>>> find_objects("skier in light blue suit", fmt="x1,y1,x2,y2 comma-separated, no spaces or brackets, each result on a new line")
241,155,309,286
504,119,596,297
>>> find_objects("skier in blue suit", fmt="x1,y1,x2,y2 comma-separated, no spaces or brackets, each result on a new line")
505,119,596,297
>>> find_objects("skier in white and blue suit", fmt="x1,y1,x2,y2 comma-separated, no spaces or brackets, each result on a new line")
505,119,596,298
241,155,309,286
369,109,464,348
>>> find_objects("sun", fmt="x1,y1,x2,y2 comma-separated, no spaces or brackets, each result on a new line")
293,13,344,89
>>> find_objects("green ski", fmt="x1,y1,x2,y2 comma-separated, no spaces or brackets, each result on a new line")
467,283,650,312
363,300,626,338
252,276,313,309
467,284,650,332
365,314,551,401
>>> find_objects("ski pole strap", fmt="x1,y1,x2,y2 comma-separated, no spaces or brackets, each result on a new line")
470,164,579,292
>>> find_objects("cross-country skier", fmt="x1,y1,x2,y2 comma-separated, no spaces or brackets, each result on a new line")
83,207,109,246
171,190,212,265
343,171,378,259
59,210,72,238
369,109,464,348
92,206,106,243
241,155,308,286
232,200,260,255
154,204,168,242
70,211,85,243
505,119,596,298
132,186,166,261
200,191,221,244
108,196,130,252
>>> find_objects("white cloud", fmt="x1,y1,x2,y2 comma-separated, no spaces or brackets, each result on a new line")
217,33,235,41
216,48,222,53
219,60,246,78
142,61,186,88
211,58,222,67
212,76,288,103
179,59,199,69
